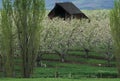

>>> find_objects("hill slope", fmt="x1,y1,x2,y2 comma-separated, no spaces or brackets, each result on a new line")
0,0,114,10
45,0,114,10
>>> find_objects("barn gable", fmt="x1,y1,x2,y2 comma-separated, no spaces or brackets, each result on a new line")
48,2,89,20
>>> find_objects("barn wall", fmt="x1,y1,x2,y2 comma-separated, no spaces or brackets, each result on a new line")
48,9,56,19
73,14,89,19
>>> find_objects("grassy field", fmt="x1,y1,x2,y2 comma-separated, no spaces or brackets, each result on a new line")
0,51,117,78
31,50,117,78
0,78,120,81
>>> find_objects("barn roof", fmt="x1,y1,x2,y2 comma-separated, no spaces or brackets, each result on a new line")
56,2,83,14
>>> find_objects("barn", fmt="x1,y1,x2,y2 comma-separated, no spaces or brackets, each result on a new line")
48,2,89,20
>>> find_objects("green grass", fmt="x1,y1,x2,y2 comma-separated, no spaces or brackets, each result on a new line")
67,55,109,64
0,78,120,81
86,59,116,65
0,51,116,78
30,50,117,78
42,51,116,66
35,63,117,74
32,61,117,78
68,51,104,57
42,54,60,60
1,51,115,78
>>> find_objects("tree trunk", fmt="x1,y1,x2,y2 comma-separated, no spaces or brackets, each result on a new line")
115,48,120,78
118,69,120,78
54,50,66,62
106,52,111,67
0,55,2,71
36,54,42,67
1,0,14,77
22,54,30,78
84,49,89,59
60,54,65,62
107,59,111,67
110,0,120,77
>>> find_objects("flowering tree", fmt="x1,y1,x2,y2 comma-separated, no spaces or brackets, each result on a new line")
95,17,114,66
38,11,113,63
74,21,97,58
39,18,78,62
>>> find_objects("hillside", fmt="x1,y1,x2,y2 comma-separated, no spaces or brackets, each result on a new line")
0,0,114,10
46,0,114,10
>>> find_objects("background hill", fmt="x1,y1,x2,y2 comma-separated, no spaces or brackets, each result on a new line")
45,0,114,10
0,0,114,10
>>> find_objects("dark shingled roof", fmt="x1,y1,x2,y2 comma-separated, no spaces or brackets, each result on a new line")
56,2,82,14
48,2,89,20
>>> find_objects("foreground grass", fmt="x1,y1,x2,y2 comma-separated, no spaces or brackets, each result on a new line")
33,62,117,78
0,78,120,81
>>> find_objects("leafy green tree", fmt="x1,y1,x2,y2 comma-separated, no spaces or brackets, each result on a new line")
110,0,120,77
13,0,45,78
1,0,14,77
